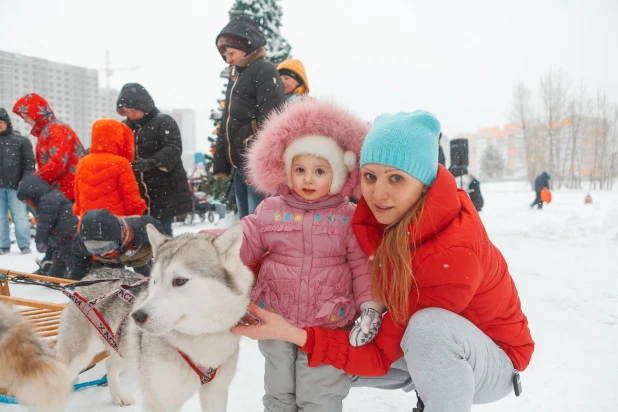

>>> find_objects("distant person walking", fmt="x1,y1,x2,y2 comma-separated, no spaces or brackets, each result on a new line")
531,172,550,210
0,108,36,254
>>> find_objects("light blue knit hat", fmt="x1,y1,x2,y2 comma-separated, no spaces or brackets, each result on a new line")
360,110,441,186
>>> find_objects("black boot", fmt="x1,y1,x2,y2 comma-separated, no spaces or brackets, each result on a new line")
412,391,424,412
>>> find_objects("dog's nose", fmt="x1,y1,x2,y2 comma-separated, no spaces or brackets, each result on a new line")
132,310,148,325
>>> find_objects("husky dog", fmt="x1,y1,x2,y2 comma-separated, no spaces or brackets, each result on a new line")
0,304,71,412
55,223,253,411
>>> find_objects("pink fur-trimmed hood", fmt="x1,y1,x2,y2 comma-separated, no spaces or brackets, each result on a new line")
246,99,370,197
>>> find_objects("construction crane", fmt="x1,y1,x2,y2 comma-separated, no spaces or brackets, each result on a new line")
101,49,141,89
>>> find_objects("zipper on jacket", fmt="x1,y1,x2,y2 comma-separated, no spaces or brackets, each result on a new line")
225,75,239,168
135,124,151,215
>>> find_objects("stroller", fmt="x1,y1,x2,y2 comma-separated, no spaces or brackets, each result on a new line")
184,177,225,225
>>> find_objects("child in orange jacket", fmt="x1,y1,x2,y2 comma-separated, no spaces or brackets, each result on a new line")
73,119,146,219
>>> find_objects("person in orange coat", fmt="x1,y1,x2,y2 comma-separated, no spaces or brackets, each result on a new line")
277,59,310,103
73,119,146,219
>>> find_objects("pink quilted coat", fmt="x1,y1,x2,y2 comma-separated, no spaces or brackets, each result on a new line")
241,100,372,328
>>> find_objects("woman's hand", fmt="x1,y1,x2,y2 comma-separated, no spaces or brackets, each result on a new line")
232,303,308,347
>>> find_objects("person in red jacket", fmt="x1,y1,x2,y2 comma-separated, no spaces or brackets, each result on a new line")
73,119,146,219
13,93,85,201
233,111,534,412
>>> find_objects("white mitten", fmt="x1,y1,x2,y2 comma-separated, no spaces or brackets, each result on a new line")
349,301,386,347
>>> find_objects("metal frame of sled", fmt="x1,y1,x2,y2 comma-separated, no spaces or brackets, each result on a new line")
0,269,108,397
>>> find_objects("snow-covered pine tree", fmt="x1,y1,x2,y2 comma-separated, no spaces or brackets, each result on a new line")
228,0,292,65
206,0,293,211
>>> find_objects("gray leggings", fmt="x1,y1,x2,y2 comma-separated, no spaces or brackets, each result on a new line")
353,308,516,412
259,339,352,412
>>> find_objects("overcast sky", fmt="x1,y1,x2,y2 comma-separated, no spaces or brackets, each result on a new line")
1,0,617,151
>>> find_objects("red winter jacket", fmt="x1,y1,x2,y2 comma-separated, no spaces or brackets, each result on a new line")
300,165,534,374
13,94,84,200
73,119,146,219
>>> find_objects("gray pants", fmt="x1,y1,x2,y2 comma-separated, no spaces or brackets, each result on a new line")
259,339,352,412
353,308,516,412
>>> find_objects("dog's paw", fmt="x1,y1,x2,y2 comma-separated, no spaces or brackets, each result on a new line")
111,391,135,406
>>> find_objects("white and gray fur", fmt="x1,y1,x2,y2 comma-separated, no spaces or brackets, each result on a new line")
55,223,253,412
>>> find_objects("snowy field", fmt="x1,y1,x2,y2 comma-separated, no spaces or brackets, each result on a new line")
1,181,617,411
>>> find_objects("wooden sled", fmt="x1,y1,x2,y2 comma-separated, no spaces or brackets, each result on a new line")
0,269,108,396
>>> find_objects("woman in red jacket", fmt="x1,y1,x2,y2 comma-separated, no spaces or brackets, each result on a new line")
233,111,534,412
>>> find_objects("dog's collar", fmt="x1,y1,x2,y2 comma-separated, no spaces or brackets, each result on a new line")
177,349,218,385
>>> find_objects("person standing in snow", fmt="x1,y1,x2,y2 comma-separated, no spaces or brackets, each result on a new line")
0,108,36,254
117,83,192,237
277,59,310,102
531,172,550,210
17,175,77,278
73,119,146,220
204,100,381,411
12,93,85,201
449,166,484,212
13,93,84,269
438,132,446,166
233,111,534,412
214,16,286,219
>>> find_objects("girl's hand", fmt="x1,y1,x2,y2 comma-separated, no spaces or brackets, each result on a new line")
232,303,308,347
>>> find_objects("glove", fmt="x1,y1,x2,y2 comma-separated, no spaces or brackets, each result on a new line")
349,301,386,347
36,242,47,253
132,158,160,173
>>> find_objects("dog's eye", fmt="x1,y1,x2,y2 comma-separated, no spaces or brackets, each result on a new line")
172,277,188,287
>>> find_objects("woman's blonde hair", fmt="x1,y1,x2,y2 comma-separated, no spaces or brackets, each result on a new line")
372,196,426,326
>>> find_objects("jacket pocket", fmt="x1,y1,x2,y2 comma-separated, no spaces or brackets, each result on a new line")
252,279,293,318
312,283,355,328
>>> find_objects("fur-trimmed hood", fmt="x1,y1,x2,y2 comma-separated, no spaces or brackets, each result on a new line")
246,100,370,197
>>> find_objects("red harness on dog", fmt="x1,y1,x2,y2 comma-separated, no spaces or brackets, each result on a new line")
63,278,218,385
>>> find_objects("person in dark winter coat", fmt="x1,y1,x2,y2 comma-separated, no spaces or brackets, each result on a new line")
0,108,36,254
531,172,550,209
438,132,446,166
17,175,77,278
69,209,164,280
117,83,192,236
214,16,286,219
449,167,484,212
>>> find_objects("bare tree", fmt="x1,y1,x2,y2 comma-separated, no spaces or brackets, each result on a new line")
563,84,589,189
539,69,569,188
604,104,618,190
589,92,615,190
510,82,537,186
481,144,506,178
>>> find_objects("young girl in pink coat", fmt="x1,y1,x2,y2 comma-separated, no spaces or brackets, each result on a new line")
208,100,384,411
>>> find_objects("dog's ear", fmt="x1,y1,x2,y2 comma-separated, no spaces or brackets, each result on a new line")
212,222,243,265
146,223,168,253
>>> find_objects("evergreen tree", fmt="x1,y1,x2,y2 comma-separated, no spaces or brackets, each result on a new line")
229,0,292,64
481,144,506,178
206,0,292,212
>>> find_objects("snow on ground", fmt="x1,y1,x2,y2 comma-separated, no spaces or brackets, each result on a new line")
1,181,617,411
